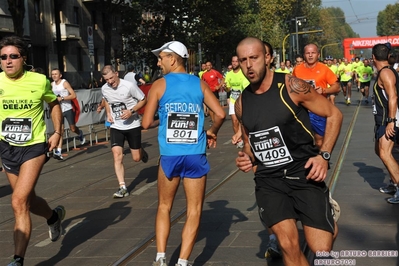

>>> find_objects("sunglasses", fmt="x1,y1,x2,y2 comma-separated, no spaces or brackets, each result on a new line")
0,54,22,60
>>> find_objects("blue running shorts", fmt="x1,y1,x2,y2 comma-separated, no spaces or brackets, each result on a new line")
160,154,210,178
309,112,326,136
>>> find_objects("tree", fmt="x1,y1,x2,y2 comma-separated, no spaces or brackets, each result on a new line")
377,4,399,37
7,0,24,37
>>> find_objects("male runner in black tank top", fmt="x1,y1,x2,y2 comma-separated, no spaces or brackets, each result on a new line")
372,43,399,204
234,37,343,266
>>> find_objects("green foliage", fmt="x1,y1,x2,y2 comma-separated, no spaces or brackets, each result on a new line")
118,0,369,73
377,4,399,36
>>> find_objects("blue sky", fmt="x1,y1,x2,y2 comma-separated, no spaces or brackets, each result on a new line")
323,0,397,37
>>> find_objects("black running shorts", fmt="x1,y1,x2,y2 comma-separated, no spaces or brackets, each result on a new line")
360,81,371,89
110,127,141,149
0,141,49,175
255,173,335,234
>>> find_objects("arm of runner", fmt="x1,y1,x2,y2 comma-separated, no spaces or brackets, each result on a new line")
380,68,398,138
142,78,165,129
103,100,114,123
234,96,255,173
287,75,343,181
63,81,77,101
48,100,63,151
202,80,225,148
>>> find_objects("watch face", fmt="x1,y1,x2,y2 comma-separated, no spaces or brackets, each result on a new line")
322,152,331,160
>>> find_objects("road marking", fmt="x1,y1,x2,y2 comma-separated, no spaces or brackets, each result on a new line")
223,140,232,145
34,219,87,247
131,182,157,195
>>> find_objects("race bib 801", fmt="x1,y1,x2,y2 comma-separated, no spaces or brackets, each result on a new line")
166,112,199,144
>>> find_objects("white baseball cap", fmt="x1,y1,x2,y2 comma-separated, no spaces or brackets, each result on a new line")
152,41,189,59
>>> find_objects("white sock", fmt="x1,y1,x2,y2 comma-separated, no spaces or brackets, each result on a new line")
177,258,188,266
119,182,126,189
156,252,165,261
269,234,277,241
57,148,62,153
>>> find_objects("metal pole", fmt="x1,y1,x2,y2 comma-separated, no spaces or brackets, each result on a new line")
282,33,291,62
295,17,299,56
198,43,202,67
54,0,63,70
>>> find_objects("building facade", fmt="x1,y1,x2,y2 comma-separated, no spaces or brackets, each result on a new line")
0,0,123,89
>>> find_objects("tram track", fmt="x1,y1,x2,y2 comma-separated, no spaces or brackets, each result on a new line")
0,132,160,227
304,96,364,265
111,167,241,266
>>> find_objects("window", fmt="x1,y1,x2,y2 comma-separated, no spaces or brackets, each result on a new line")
112,15,117,31
34,0,42,23
94,49,99,71
77,47,83,71
73,6,79,25
62,55,67,72
91,10,97,30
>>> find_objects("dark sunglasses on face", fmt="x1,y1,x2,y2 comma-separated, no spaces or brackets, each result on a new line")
0,54,22,60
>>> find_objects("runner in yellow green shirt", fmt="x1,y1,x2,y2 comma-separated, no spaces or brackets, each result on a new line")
326,55,339,105
356,58,374,104
0,35,65,266
352,57,364,91
338,58,354,104
225,55,250,148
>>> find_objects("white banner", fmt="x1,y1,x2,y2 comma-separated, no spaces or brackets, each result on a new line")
44,88,105,134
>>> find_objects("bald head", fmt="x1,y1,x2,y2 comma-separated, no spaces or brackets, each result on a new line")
237,37,266,56
303,43,319,54
236,37,269,87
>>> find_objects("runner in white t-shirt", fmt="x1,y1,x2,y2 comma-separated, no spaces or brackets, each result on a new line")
101,65,148,198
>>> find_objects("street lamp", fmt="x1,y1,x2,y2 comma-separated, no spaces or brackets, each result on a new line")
282,29,323,61
293,16,306,55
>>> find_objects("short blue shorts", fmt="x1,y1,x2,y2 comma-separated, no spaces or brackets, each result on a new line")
309,112,326,136
160,154,210,178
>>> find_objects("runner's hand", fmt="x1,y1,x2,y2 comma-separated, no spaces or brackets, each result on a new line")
236,151,253,173
304,156,328,182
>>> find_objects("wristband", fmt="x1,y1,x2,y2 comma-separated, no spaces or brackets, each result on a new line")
54,131,62,136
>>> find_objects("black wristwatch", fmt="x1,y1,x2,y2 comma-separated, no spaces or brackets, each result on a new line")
318,151,331,161
386,117,397,123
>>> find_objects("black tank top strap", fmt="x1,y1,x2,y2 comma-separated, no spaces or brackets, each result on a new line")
272,72,287,88
376,65,392,80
